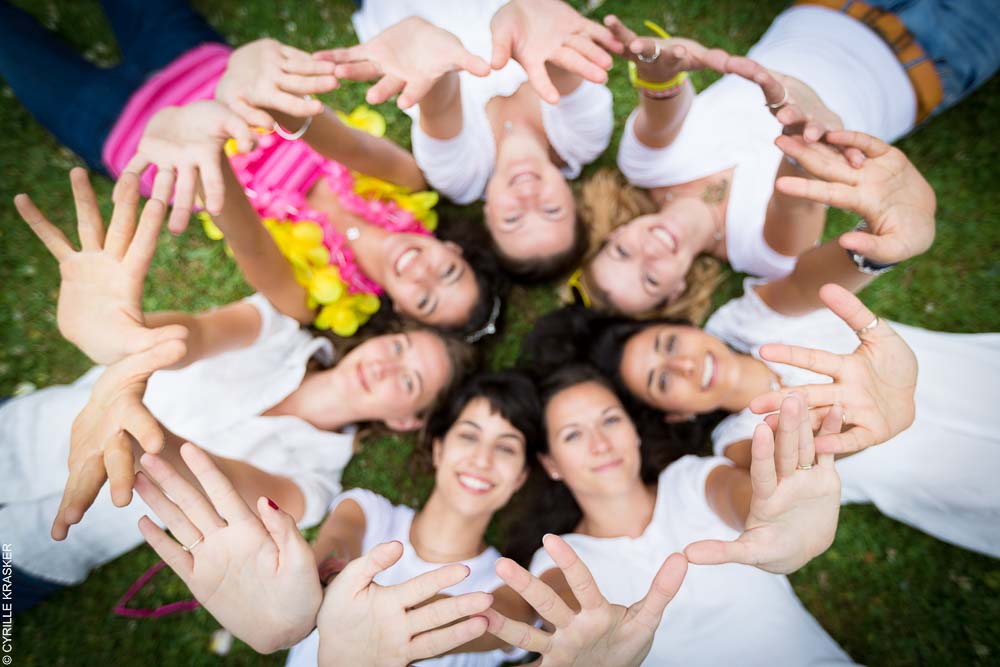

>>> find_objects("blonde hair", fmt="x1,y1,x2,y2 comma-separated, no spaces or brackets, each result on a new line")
562,169,722,325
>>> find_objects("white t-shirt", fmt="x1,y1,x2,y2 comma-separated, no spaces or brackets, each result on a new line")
352,0,613,204
529,456,853,666
0,294,355,584
706,280,1000,558
285,489,522,667
617,5,916,279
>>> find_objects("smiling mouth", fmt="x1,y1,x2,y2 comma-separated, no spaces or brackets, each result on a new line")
394,247,420,275
457,473,495,495
356,362,371,393
591,459,623,474
509,171,540,187
650,225,678,253
701,352,716,391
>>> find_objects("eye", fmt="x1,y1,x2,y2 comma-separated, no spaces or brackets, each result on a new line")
604,414,622,426
458,432,478,443
658,371,669,394
667,334,677,353
441,263,456,280
402,374,415,394
393,340,404,356
417,293,430,312
564,430,581,443
496,444,517,455
614,244,629,259
644,274,660,288
544,206,561,217
503,213,523,224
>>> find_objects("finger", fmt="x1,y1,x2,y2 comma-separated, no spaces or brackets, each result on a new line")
397,77,435,110
139,450,227,534
125,324,190,360
231,98,276,130
750,384,840,416
409,616,489,662
774,395,803,480
481,607,553,654
774,135,859,185
837,230,904,261
796,391,816,467
815,404,843,468
150,167,177,205
757,343,846,378
629,37,658,64
396,562,472,609
774,176,858,210
550,45,608,85
134,470,203,550
138,514,193,580
458,52,491,78
278,72,339,96
684,538,754,566
823,129,890,158
490,25,513,70
269,90,324,117
727,57,784,106
567,33,613,71
13,193,75,262
817,284,881,334
222,112,258,154
51,454,106,540
104,173,140,259
69,167,106,251
167,166,196,234
603,15,639,48
407,591,493,636
583,17,624,54
343,540,404,594
844,146,867,168
180,442,255,524
312,45,368,64
103,337,187,388
629,552,687,632
815,427,872,455
367,75,405,106
763,407,827,433
544,533,605,611
280,47,337,74
118,155,152,193
124,198,166,271
105,430,137,507
495,556,574,629
526,62,560,105
749,422,778,498
332,61,383,82
256,495,309,560
196,154,226,216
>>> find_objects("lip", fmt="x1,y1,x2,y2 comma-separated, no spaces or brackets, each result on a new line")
591,459,623,474
508,170,540,188
394,247,420,276
649,225,679,255
356,362,371,393
701,351,717,391
456,472,496,495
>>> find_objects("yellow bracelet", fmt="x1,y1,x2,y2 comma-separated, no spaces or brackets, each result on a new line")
627,20,688,92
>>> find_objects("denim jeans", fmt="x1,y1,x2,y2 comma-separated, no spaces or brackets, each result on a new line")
0,0,224,172
867,0,1000,113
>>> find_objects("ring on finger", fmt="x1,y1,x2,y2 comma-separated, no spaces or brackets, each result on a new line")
766,86,789,109
181,535,204,552
854,317,880,339
637,43,661,63
796,462,815,471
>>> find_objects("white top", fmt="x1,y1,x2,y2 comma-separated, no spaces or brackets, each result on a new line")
706,280,1000,558
0,294,355,584
617,5,916,279
285,489,522,667
529,456,853,666
353,0,613,204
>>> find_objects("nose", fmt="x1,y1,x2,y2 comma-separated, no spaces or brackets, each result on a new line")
367,359,402,381
590,430,612,456
473,443,494,469
512,179,539,202
665,356,696,377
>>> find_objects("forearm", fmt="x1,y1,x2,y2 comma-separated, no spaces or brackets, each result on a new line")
273,107,426,190
145,301,261,370
213,159,314,323
630,80,694,149
762,158,828,257
705,465,752,531
417,71,465,142
544,62,586,97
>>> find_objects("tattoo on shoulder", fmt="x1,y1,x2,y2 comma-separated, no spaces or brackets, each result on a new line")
702,180,729,205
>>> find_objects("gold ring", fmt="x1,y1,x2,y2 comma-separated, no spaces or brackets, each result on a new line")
181,535,204,552
796,462,815,471
854,317,879,338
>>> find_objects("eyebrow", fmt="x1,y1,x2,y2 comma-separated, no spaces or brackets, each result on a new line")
457,420,482,431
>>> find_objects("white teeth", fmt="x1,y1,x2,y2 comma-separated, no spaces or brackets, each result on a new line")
458,474,493,491
395,248,419,274
651,226,677,252
510,172,538,187
701,353,714,390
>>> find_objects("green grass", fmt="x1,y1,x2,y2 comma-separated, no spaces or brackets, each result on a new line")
2,0,998,665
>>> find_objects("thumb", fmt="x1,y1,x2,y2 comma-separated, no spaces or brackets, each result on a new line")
463,53,492,78
127,324,190,356
630,552,687,631
684,538,753,567
491,26,513,70
342,540,404,594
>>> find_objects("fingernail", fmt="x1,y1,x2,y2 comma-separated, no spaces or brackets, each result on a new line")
267,497,279,510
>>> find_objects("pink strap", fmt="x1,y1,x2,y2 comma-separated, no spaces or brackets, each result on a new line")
113,560,201,618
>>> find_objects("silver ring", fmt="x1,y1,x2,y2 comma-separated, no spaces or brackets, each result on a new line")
854,317,880,339
766,86,789,110
181,535,204,552
637,43,661,63
796,462,815,471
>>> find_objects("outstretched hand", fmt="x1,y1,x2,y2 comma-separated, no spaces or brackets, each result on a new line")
484,534,687,666
603,14,728,85
137,443,322,654
775,130,937,265
14,169,188,365
749,284,918,455
216,38,337,128
315,17,489,109
687,394,842,575
118,100,256,233
52,338,187,540
491,0,623,104
316,541,492,666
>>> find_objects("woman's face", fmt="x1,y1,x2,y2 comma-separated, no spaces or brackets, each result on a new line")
619,324,742,417
484,130,576,262
380,233,479,328
586,203,702,315
433,398,529,516
335,330,452,430
542,381,642,499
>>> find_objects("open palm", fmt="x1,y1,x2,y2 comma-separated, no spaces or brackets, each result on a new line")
137,443,322,654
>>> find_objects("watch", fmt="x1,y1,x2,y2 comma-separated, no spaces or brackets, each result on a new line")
846,219,897,276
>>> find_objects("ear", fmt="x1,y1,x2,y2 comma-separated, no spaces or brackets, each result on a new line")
432,437,443,469
443,240,463,256
537,452,563,481
663,412,696,424
385,414,425,432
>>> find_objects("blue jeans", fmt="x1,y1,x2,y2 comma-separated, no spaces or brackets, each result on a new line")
11,566,67,615
0,0,224,173
867,0,1000,114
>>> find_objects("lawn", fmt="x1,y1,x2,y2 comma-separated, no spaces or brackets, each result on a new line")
2,0,998,665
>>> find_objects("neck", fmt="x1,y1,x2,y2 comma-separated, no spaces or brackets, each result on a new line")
719,354,779,413
410,491,489,563
660,196,720,258
575,480,656,539
267,368,360,430
336,216,389,284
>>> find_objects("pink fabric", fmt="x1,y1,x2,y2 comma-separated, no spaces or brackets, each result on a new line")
102,43,431,297
112,560,200,618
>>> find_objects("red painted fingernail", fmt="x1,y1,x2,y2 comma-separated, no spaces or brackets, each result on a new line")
267,497,279,510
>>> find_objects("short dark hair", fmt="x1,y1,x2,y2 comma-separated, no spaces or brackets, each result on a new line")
492,215,588,284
